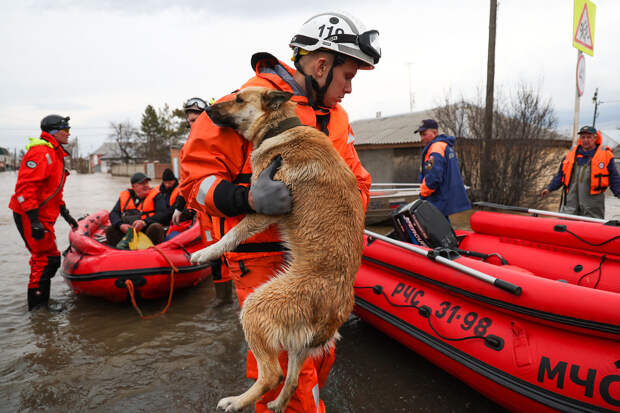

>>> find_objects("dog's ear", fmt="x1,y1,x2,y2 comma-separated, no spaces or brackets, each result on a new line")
263,90,293,111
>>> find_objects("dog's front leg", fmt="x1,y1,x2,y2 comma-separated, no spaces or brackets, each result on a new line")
190,214,279,264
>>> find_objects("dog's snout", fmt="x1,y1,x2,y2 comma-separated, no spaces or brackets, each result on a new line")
205,106,237,130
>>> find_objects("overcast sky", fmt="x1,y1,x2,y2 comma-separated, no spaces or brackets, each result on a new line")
2,0,619,155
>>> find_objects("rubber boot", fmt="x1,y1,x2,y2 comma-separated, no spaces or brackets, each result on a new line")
28,281,63,312
27,288,47,311
213,280,233,307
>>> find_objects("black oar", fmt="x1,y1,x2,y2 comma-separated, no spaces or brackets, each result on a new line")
474,201,607,224
364,230,522,296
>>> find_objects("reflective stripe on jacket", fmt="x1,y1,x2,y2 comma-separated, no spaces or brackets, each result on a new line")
179,52,371,261
9,132,69,221
561,143,614,195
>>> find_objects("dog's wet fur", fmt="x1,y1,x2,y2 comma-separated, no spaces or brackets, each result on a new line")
190,87,365,412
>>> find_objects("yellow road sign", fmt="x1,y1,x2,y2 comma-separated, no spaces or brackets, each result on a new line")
573,0,596,56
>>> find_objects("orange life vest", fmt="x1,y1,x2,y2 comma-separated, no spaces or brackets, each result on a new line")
119,188,158,220
561,144,614,195
168,186,180,207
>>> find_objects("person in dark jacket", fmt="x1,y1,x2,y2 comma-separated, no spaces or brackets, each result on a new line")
416,119,471,218
541,125,620,218
160,168,180,208
9,114,78,311
105,173,170,246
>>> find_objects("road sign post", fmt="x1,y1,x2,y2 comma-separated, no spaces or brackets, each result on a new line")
573,0,596,56
571,0,596,146
572,51,585,146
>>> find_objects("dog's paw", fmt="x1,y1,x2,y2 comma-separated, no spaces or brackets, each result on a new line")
217,396,243,412
190,246,220,264
266,399,286,413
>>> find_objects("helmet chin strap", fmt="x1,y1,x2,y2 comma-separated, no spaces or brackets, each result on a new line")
294,52,345,108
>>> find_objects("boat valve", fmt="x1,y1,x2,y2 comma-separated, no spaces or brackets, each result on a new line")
372,285,383,295
553,224,567,232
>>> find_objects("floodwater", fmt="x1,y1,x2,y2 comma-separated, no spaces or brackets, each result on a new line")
1,172,618,413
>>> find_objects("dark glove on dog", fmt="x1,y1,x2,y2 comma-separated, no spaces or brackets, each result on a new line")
250,155,292,215
60,205,78,229
25,209,46,240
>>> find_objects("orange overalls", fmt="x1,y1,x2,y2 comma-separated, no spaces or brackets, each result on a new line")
179,53,370,412
9,132,69,292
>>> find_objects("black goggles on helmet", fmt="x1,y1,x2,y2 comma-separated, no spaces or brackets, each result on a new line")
292,30,381,64
183,97,208,111
357,30,381,62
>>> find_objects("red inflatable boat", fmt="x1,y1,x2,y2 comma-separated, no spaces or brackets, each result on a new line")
61,210,211,303
355,211,620,413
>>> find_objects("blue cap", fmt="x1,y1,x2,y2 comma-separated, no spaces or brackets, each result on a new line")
415,119,439,133
578,125,597,135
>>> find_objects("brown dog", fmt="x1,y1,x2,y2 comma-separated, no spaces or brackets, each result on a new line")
189,86,365,412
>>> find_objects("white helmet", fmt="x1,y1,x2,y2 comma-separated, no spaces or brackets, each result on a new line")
289,11,380,69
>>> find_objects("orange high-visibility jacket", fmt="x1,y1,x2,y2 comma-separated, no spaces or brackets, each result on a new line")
561,133,614,195
9,132,70,221
179,53,371,261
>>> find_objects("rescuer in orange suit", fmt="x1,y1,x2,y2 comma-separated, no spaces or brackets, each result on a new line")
9,114,78,312
179,11,379,412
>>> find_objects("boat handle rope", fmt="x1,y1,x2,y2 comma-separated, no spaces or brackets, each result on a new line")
577,254,606,289
554,225,620,247
354,285,504,351
125,245,179,320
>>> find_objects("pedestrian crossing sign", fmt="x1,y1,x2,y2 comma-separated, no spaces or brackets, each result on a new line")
573,0,596,56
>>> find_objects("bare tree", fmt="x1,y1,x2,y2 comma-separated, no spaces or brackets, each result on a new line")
109,121,138,162
433,84,559,207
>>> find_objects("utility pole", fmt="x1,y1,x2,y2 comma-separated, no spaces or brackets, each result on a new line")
484,0,497,142
480,0,497,201
592,87,599,127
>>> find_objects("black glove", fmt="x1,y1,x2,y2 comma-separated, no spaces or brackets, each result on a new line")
25,209,45,240
250,155,292,215
60,205,78,229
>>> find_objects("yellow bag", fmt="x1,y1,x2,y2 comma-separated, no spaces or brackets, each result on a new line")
128,228,154,250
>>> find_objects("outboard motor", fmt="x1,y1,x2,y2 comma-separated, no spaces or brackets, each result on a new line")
391,199,458,249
